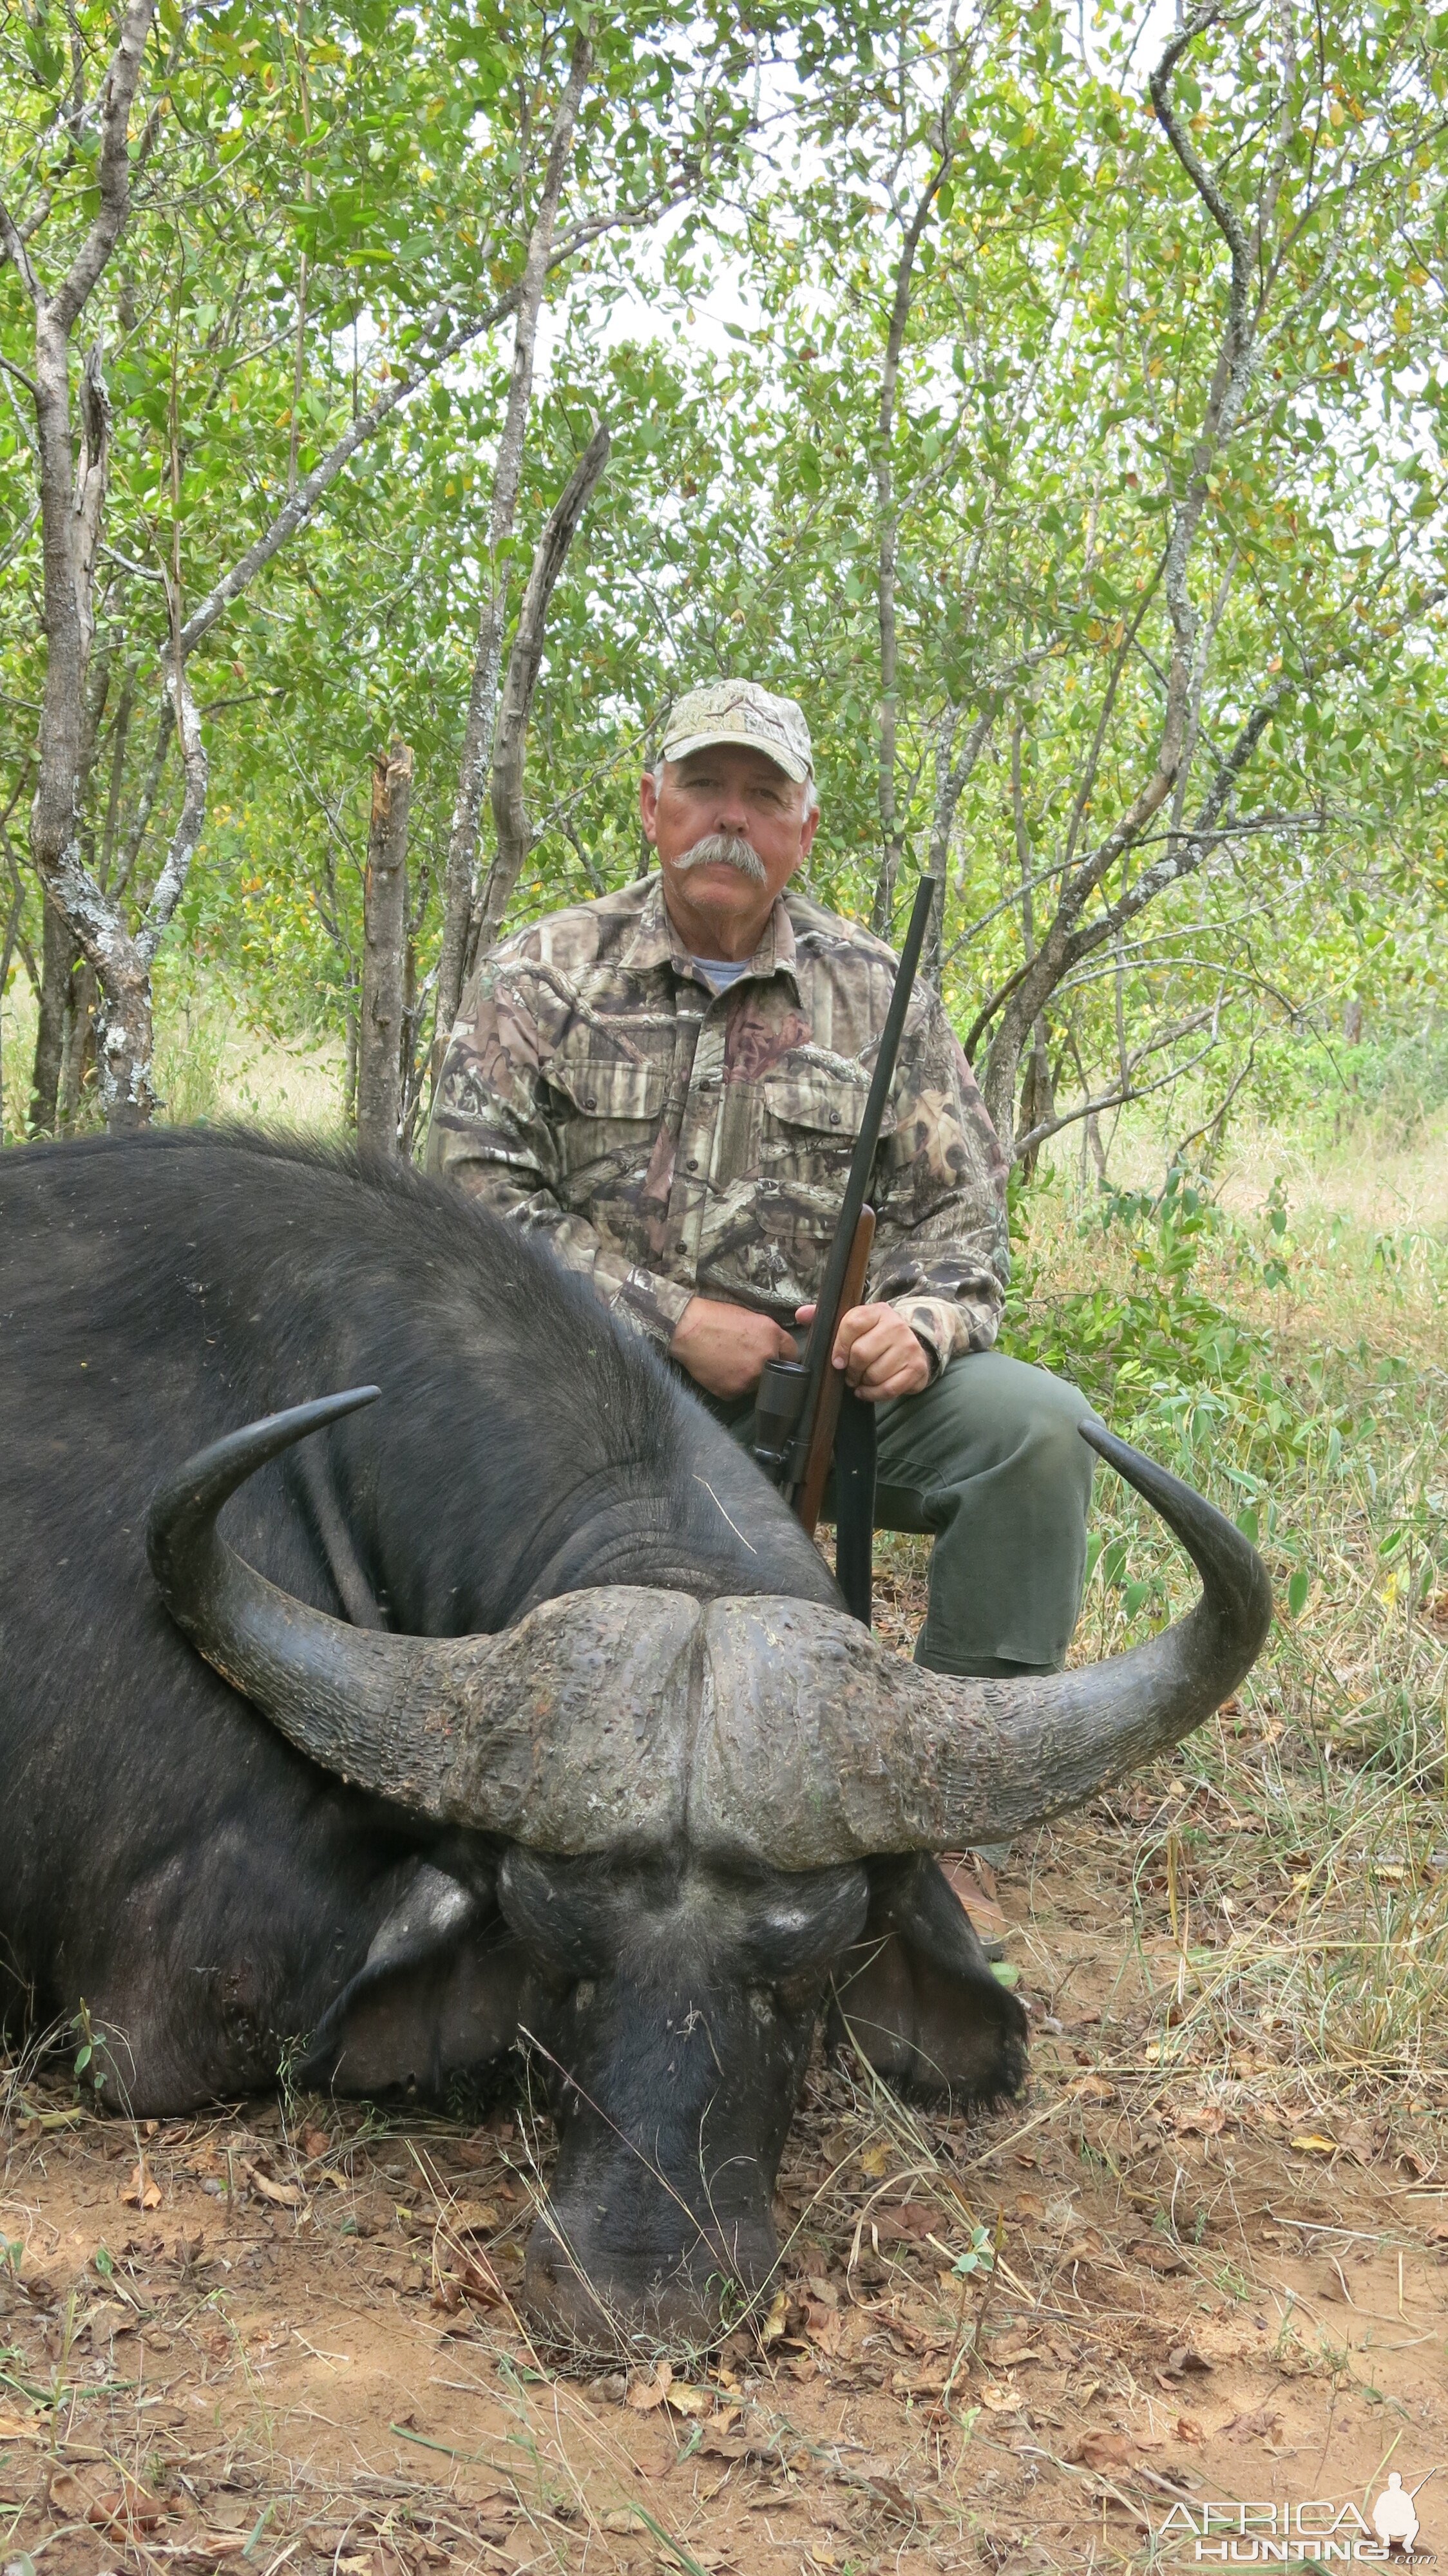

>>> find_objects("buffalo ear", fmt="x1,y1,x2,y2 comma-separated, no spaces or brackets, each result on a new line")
826,1856,1028,2106
300,1864,523,2098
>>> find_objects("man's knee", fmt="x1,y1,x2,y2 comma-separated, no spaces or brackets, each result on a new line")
933,1351,1094,1497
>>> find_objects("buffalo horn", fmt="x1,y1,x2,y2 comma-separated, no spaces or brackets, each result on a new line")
146,1390,698,1852
690,1420,1273,1868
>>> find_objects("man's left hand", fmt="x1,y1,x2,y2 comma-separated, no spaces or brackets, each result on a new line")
794,1300,931,1402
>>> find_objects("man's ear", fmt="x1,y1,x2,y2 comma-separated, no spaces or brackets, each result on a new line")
797,796,821,863
639,766,660,845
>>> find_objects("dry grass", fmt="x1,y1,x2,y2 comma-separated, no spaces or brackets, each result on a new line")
1,981,345,1141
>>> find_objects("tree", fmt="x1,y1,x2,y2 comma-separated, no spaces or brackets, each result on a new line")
5,0,1444,1168
0,0,761,1128
640,0,1448,1165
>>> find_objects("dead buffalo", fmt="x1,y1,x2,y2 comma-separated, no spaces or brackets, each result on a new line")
0,1131,1270,2336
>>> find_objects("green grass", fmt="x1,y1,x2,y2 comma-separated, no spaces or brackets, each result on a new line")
999,1151,1448,2097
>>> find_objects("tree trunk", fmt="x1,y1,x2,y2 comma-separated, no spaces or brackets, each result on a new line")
433,30,593,1065
343,1005,359,1128
475,421,610,952
0,886,24,1146
30,898,75,1136
59,956,99,1128
357,742,412,1157
868,113,958,939
1,0,166,1135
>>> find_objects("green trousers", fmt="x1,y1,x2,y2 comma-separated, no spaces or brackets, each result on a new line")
703,1349,1096,1681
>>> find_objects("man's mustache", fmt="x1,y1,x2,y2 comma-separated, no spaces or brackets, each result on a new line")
671,831,767,885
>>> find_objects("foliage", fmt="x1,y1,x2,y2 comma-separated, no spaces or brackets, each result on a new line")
1009,1151,1446,1749
2,0,1447,1154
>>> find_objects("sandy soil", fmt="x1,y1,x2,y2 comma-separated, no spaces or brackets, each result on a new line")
5,1781,1446,2576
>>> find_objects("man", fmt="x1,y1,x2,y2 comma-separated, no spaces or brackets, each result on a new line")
427,677,1093,1688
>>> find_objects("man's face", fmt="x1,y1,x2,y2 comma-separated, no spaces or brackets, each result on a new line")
640,743,819,957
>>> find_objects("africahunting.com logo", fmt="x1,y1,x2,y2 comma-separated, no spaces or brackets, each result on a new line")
1156,2474,1434,2563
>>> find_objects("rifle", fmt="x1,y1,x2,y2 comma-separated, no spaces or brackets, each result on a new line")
752,873,940,1622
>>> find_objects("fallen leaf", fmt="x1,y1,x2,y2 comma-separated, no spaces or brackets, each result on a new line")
1070,2432,1134,2470
455,2202,501,2235
299,2125,331,2159
1172,2105,1226,2137
1224,2405,1283,2443
759,2287,789,2346
1290,2134,1339,2156
891,2367,948,2398
1067,2074,1116,2103
602,2508,647,2535
858,2142,893,2179
980,2379,1026,2414
873,2202,935,2243
666,2382,713,2418
697,2421,782,2467
122,2160,162,2211
1165,2346,1213,2376
48,2472,98,2515
1130,2239,1186,2273
803,2299,847,2357
244,2163,303,2208
1174,2415,1206,2445
627,2362,674,2414
88,2487,166,2538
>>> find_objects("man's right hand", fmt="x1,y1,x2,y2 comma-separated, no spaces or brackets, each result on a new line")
671,1295,797,1400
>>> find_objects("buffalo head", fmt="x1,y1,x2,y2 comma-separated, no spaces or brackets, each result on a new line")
148,1388,1270,2342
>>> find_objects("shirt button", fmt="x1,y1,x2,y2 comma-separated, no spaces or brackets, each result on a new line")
830,1109,841,1126
584,1095,597,1111
686,1157,699,1172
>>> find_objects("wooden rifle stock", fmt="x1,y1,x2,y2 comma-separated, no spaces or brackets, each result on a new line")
752,875,940,1604
794,1206,874,1537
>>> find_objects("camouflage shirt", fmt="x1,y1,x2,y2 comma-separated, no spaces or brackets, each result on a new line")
426,874,1009,1378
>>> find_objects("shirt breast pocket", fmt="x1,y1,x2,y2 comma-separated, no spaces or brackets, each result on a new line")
544,1050,669,1191
759,1067,890,1235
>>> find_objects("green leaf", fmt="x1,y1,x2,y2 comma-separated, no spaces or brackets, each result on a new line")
1287,1567,1311,1618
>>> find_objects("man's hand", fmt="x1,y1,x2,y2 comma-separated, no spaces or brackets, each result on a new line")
671,1295,798,1400
795,1300,931,1402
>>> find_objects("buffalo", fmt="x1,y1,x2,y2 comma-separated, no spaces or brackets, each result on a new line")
0,1131,1270,2338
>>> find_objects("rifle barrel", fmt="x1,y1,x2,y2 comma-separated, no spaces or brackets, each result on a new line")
781,873,939,1497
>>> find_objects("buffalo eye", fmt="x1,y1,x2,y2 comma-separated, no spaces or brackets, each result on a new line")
736,1864,869,1979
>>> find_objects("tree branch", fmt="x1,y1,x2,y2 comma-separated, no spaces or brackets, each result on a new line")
137,663,206,965
435,24,594,1052
51,0,157,338
478,419,611,947
1013,1019,1223,1164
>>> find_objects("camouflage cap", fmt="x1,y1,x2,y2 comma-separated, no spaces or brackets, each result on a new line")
660,679,814,784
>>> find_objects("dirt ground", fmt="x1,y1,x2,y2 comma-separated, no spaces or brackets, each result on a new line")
6,1573,1448,2576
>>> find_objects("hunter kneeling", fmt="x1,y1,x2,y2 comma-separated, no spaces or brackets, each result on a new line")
426,677,1094,1713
